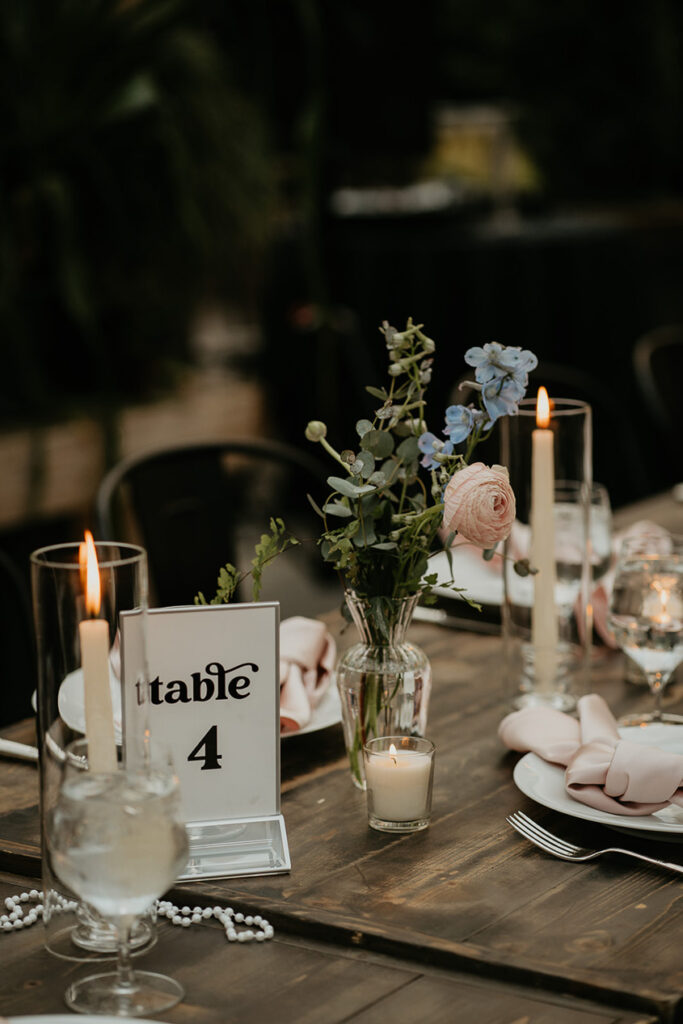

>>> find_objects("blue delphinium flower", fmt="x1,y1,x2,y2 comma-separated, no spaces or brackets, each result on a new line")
481,376,526,423
442,404,474,444
417,432,454,470
465,342,538,388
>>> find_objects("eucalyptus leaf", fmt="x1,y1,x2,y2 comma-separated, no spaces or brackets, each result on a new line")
355,419,373,438
355,450,376,478
359,493,379,514
327,475,376,498
396,436,419,460
352,522,377,547
360,430,394,458
372,541,397,550
365,386,388,401
323,502,353,517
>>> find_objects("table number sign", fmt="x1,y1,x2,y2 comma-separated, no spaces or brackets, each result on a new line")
120,602,290,880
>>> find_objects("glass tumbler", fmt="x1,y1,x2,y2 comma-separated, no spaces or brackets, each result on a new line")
363,736,435,833
31,540,150,960
501,397,593,711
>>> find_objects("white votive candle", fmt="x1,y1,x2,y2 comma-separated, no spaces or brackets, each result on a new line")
364,738,435,831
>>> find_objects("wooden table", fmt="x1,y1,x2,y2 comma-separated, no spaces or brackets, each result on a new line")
0,492,681,1023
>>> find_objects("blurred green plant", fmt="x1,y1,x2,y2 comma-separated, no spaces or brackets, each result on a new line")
0,0,273,424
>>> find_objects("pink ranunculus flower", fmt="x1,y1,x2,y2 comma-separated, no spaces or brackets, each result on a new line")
442,463,516,548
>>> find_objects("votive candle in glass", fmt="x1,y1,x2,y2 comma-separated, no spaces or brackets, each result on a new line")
363,736,435,833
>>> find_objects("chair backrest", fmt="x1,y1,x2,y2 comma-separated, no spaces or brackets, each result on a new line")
0,548,36,727
95,439,336,615
633,325,683,434
632,326,683,489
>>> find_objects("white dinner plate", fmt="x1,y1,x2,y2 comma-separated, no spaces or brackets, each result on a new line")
428,545,504,607
513,724,683,836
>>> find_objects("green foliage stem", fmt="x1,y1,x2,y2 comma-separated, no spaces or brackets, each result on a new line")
195,518,299,606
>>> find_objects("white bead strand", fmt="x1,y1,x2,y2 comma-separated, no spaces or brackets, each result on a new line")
0,891,274,944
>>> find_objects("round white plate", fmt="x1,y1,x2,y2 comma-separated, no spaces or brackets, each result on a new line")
281,683,342,740
513,724,683,836
428,546,504,607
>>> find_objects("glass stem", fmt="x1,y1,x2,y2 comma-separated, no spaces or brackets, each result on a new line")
116,922,136,992
649,671,669,722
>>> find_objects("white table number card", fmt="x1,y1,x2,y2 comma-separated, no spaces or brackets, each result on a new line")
120,602,290,880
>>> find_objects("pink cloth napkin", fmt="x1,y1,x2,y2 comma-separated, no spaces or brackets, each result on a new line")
279,617,336,734
499,693,683,815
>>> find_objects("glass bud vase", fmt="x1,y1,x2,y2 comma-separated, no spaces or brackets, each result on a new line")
336,592,432,789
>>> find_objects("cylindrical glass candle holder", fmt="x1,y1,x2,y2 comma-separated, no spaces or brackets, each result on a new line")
30,541,150,960
363,736,435,833
501,398,592,711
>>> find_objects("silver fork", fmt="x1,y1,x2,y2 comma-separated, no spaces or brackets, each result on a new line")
507,810,683,875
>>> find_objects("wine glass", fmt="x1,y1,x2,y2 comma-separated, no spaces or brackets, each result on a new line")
553,481,613,610
49,739,189,1016
608,534,683,726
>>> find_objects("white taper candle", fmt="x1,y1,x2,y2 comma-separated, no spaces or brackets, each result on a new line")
530,388,558,691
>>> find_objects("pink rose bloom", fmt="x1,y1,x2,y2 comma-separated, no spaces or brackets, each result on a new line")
443,463,516,548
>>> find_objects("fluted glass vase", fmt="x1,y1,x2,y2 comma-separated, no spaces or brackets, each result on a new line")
336,592,432,789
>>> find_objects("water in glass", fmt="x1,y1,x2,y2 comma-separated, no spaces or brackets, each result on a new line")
609,540,683,725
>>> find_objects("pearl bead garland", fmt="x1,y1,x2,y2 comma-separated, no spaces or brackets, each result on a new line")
1,891,273,943
157,900,273,942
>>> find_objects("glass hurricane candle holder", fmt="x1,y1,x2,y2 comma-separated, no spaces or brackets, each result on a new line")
31,540,150,961
363,736,435,833
500,397,592,711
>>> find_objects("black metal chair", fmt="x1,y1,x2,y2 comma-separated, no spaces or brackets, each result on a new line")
95,439,338,616
633,326,683,482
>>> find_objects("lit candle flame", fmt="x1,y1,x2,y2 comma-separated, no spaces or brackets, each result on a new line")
389,742,398,765
79,530,101,617
656,587,671,625
536,386,551,429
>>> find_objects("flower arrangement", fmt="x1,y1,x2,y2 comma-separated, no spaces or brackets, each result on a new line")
306,318,537,620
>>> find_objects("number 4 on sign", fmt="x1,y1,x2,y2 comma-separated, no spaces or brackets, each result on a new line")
188,726,222,771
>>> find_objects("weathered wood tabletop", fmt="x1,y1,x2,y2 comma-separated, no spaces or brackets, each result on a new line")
0,491,681,1023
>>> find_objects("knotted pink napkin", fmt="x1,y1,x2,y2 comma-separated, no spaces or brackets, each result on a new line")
279,617,336,734
499,694,683,815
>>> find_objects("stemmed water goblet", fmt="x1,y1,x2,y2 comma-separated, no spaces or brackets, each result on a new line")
553,480,612,610
48,738,189,1016
608,534,683,726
